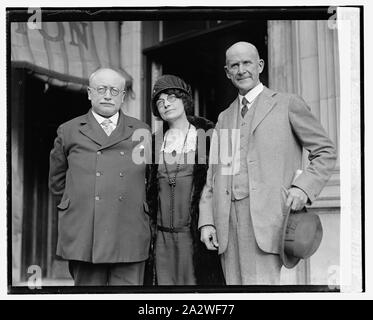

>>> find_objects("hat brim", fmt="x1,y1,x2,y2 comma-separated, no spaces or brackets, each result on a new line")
279,188,301,269
302,217,323,259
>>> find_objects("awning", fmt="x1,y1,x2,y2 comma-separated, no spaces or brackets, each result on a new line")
11,21,132,92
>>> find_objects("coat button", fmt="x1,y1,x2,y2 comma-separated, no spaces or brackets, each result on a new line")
120,151,125,156
95,196,100,201
96,172,101,177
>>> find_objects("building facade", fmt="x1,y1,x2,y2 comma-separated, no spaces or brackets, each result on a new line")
10,9,354,286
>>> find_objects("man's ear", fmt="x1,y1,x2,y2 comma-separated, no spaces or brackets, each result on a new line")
224,66,232,80
258,59,265,74
87,87,92,101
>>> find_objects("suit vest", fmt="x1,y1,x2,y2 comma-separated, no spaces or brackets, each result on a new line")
231,97,259,200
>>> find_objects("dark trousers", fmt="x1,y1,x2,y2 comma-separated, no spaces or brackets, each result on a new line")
68,260,145,286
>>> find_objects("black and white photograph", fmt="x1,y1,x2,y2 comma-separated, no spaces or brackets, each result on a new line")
3,1,368,300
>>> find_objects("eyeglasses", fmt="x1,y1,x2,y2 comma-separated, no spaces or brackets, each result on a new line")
89,86,125,97
156,94,177,108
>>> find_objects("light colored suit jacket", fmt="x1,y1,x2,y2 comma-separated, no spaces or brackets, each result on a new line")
198,87,337,255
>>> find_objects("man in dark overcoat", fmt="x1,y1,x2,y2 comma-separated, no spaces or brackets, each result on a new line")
49,68,151,285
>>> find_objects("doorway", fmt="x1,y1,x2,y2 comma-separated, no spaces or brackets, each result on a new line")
145,20,268,124
11,66,91,283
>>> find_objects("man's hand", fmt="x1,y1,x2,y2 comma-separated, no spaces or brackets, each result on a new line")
200,225,219,251
286,187,308,211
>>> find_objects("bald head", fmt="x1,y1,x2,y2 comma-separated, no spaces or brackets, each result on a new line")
224,41,264,95
225,42,260,65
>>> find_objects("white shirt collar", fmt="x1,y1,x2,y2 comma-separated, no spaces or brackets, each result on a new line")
91,110,119,126
238,82,264,109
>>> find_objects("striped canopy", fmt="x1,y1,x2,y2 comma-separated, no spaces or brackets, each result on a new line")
11,21,132,91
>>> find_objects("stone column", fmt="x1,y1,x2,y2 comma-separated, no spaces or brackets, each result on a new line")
151,61,163,133
121,21,142,120
268,20,340,208
268,20,341,285
11,69,25,284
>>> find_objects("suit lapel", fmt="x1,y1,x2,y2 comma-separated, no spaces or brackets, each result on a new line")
223,97,240,161
222,98,240,193
224,97,239,130
102,111,136,149
250,87,277,134
79,110,108,146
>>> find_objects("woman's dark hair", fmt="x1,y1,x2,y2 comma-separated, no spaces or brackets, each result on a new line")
152,88,194,119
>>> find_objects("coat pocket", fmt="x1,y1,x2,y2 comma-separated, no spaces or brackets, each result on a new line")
57,198,70,211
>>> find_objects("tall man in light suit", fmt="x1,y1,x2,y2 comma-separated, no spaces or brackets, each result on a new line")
199,42,337,285
49,68,151,285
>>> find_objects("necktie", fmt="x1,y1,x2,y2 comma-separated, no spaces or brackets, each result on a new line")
241,97,249,118
101,118,114,136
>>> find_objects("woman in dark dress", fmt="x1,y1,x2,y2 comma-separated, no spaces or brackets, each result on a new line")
146,75,224,286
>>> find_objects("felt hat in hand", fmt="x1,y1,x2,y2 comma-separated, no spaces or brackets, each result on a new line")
279,187,323,269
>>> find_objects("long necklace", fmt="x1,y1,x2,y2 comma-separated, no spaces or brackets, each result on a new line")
162,123,191,231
